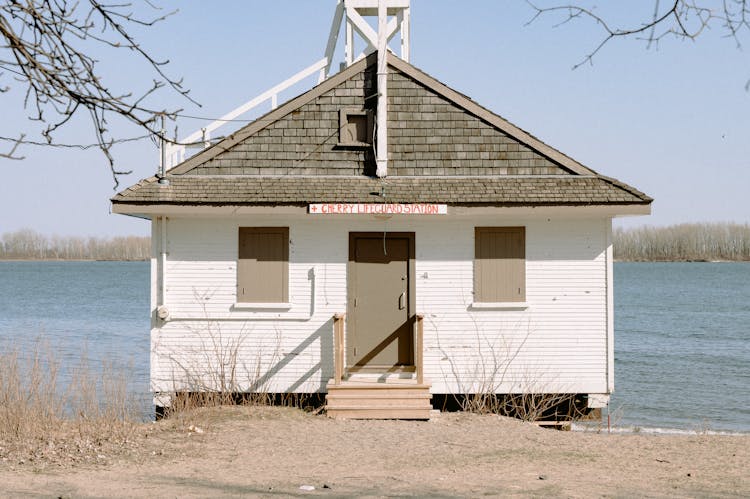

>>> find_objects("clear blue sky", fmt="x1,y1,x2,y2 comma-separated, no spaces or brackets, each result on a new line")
1,0,748,237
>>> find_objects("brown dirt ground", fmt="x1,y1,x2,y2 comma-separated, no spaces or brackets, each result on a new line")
0,406,748,498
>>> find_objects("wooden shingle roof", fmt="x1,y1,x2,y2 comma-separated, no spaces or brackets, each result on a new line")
114,175,649,206
112,52,652,208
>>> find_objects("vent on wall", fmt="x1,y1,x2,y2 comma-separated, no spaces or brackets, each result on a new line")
338,108,373,147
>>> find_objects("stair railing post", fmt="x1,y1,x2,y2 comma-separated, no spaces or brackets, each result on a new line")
415,314,424,385
334,313,345,385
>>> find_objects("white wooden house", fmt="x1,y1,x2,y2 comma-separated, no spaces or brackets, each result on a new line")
113,2,651,419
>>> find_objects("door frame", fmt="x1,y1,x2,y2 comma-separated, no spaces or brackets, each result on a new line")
346,231,416,372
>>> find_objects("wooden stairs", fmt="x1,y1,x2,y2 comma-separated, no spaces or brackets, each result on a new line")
325,379,433,420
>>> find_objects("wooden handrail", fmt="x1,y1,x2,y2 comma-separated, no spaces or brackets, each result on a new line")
163,57,329,167
333,313,345,385
415,314,424,385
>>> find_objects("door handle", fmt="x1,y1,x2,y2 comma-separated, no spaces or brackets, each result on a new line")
399,292,406,310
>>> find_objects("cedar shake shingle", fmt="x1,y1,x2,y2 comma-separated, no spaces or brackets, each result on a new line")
112,176,650,205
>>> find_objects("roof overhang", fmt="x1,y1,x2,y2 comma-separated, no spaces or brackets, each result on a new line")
111,202,650,219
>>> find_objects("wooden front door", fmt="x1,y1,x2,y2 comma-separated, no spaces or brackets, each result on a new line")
347,232,414,369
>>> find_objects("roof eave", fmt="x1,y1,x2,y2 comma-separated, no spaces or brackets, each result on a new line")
111,200,651,218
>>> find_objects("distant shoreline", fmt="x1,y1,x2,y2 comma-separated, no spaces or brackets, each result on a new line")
614,259,749,263
3,223,749,262
0,258,148,262
613,222,750,261
2,259,748,264
0,230,150,261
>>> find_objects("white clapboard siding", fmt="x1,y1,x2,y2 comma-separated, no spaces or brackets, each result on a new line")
151,215,610,395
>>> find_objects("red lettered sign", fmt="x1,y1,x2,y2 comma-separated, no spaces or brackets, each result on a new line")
308,203,447,215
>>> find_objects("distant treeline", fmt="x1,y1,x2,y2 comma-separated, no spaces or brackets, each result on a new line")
614,223,750,261
0,229,149,261
3,224,749,262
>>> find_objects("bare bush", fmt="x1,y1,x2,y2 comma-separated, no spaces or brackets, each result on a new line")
0,340,140,458
155,298,290,418
458,382,584,423
435,319,587,423
614,223,750,261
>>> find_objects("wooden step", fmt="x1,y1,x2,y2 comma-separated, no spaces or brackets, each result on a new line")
345,375,418,384
327,400,432,410
325,379,433,420
326,408,432,420
327,404,431,412
327,380,430,393
327,388,431,398
327,394,432,401
327,397,432,409
329,378,430,387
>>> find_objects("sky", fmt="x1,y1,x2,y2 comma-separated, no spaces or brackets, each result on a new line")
1,0,749,237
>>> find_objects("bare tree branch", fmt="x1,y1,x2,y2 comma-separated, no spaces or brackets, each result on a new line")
0,133,26,160
527,1,749,71
0,0,198,187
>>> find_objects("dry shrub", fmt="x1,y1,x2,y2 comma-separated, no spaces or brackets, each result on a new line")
456,391,588,423
163,392,318,422
163,391,267,419
158,321,271,420
0,344,63,440
157,316,318,420
0,340,141,463
435,320,591,424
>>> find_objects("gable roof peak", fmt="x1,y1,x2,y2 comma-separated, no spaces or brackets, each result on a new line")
166,51,599,179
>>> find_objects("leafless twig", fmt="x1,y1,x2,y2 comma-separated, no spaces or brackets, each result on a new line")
526,1,749,73
0,0,198,186
0,133,26,160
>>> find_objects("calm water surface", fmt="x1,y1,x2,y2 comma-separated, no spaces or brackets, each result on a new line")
0,261,748,431
0,261,151,415
612,262,749,433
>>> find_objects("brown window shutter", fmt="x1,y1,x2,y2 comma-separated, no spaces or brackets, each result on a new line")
238,227,289,302
475,227,525,302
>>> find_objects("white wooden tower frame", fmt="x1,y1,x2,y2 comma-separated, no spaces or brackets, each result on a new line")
325,0,410,74
160,0,410,172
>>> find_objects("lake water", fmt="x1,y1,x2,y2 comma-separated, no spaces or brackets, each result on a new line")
0,261,747,432
610,262,749,433
0,261,152,417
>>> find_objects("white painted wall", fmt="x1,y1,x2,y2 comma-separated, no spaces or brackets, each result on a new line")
150,213,611,397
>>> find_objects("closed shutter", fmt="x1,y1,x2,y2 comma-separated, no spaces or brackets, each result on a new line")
475,227,525,302
238,227,289,303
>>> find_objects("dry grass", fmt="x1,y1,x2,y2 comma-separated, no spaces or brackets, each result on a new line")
165,391,318,416
0,339,303,471
155,316,318,421
455,391,588,423
0,340,143,468
435,321,591,424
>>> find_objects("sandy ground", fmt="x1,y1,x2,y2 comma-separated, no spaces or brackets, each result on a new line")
0,406,747,498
